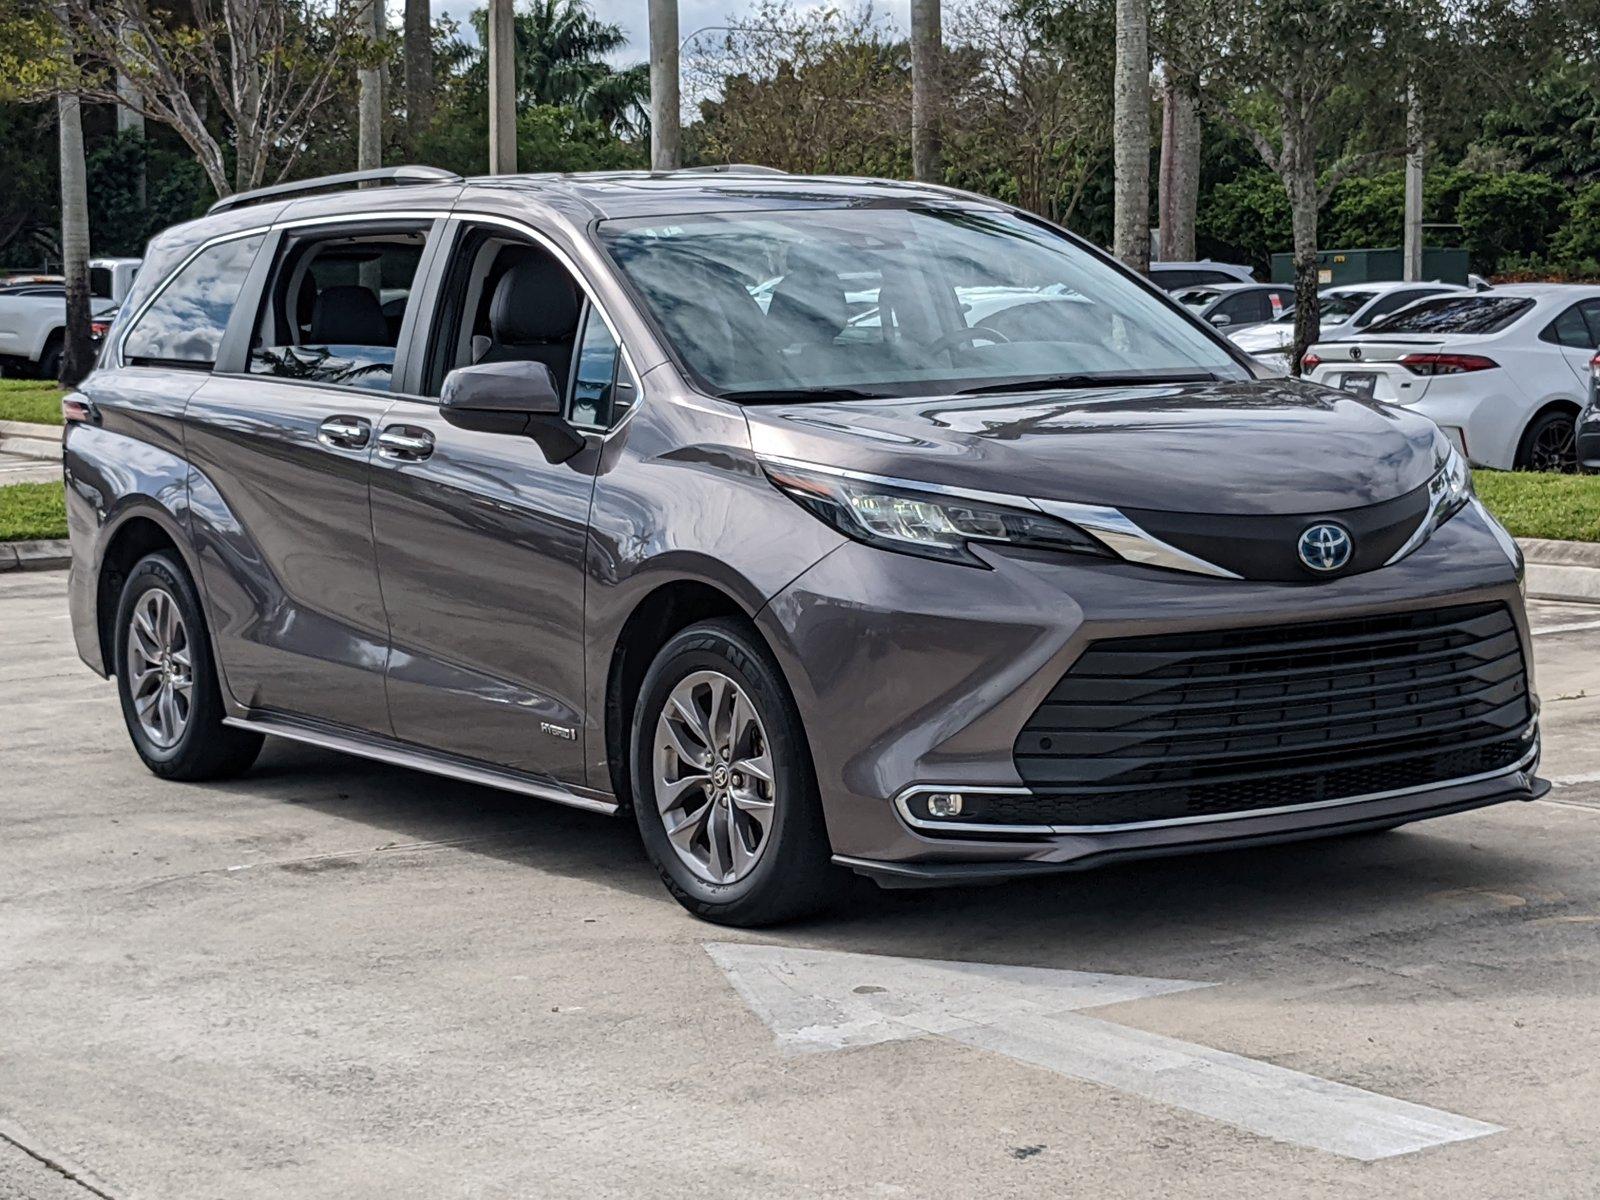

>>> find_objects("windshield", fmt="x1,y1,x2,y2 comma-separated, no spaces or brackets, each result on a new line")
599,206,1246,399
1364,295,1534,336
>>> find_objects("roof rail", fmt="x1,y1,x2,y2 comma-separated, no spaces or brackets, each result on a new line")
672,164,788,176
208,165,463,216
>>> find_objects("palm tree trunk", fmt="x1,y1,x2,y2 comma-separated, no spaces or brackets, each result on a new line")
404,0,434,147
358,0,383,172
910,0,941,182
1112,0,1150,271
647,0,680,170
56,27,94,387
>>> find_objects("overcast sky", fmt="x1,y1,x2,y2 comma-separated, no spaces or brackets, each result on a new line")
428,0,913,68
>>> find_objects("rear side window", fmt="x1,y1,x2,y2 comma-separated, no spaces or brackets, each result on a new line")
1541,302,1600,349
122,236,264,369
1365,296,1535,336
249,227,427,392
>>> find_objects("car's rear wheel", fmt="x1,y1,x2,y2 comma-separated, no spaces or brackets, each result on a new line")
1517,409,1578,473
114,551,263,781
37,334,62,383
631,618,835,926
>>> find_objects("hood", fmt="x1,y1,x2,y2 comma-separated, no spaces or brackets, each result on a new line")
744,377,1446,516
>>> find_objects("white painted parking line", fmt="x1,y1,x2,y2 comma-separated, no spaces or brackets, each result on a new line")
708,943,1503,1162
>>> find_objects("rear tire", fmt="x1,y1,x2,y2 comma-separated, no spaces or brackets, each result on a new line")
113,551,263,781
631,618,836,926
37,334,62,383
1516,408,1578,473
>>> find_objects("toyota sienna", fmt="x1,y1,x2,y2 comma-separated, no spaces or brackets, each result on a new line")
64,166,1546,925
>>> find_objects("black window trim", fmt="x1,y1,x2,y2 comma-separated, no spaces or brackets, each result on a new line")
411,214,644,434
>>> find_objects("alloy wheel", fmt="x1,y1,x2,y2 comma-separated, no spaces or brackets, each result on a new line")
1530,415,1577,473
652,670,777,885
126,586,193,749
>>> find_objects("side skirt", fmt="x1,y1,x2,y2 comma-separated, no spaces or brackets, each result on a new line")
223,713,620,817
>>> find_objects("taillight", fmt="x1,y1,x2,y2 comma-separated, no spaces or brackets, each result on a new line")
62,394,96,425
1301,352,1322,371
1590,351,1600,373
1399,353,1498,376
90,320,111,338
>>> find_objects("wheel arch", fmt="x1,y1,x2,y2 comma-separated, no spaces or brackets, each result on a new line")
603,579,768,807
94,510,192,672
1515,397,1584,469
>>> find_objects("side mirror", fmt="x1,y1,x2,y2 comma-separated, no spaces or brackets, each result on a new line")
1208,312,1233,327
440,359,584,463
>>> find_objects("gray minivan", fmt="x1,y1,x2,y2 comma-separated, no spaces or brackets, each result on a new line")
65,166,1545,925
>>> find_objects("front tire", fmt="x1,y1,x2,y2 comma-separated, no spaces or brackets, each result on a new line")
113,551,263,781
631,619,836,926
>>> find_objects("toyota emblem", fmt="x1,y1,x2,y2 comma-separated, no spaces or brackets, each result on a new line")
1298,523,1353,572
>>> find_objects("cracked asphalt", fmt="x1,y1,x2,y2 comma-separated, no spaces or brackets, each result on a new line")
3,570,1598,1198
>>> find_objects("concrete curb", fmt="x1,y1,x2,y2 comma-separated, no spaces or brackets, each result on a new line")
0,539,70,572
0,418,63,462
1519,539,1600,605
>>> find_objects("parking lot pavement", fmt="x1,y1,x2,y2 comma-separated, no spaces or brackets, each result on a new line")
3,569,1599,1199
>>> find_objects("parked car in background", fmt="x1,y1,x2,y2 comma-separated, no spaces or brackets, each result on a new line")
1148,259,1255,290
0,257,141,378
1230,281,1472,363
65,166,1541,926
1174,282,1296,332
1304,284,1600,471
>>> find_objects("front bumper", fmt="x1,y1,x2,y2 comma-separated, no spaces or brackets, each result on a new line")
757,498,1539,876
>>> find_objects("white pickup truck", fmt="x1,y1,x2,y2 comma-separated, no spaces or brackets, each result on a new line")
0,257,142,379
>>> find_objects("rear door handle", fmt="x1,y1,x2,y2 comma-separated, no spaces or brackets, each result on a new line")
377,425,435,461
317,415,371,450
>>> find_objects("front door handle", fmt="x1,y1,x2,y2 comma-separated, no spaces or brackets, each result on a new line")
317,415,371,450
377,425,435,461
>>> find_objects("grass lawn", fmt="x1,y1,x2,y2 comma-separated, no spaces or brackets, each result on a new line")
0,379,63,426
1475,470,1600,543
0,482,67,542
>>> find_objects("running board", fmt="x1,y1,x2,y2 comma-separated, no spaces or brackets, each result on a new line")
223,714,620,817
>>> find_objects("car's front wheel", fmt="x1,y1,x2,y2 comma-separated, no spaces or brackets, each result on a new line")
113,551,263,781
631,619,835,926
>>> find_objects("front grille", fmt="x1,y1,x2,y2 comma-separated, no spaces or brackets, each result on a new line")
1002,603,1533,828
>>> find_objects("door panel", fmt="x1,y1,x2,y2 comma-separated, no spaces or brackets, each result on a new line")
370,399,598,781
185,376,395,732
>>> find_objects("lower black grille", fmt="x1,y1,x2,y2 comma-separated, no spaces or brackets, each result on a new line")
1001,603,1533,828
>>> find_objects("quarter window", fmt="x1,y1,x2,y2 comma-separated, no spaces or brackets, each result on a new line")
122,235,264,369
1543,303,1600,350
249,228,427,392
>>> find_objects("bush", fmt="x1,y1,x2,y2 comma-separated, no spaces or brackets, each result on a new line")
1196,170,1290,273
1323,172,1404,248
1457,172,1569,272
1552,181,1600,263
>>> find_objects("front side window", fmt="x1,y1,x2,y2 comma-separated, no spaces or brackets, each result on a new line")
1367,295,1535,336
249,228,426,392
600,206,1246,400
122,235,264,369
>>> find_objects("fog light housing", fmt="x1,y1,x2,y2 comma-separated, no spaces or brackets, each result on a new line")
925,792,965,818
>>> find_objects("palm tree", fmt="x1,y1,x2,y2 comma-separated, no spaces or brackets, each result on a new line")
468,0,648,136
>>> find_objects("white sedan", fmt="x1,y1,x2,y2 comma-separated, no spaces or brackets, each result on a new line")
1303,283,1600,471
1229,281,1471,364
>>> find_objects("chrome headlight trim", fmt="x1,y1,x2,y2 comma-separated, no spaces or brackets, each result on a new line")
758,456,1240,578
1384,444,1473,567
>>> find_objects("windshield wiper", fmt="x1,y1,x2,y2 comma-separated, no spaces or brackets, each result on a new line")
718,386,897,404
957,371,1219,396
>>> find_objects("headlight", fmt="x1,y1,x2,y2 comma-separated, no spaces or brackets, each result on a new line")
1387,443,1472,565
762,461,1109,567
